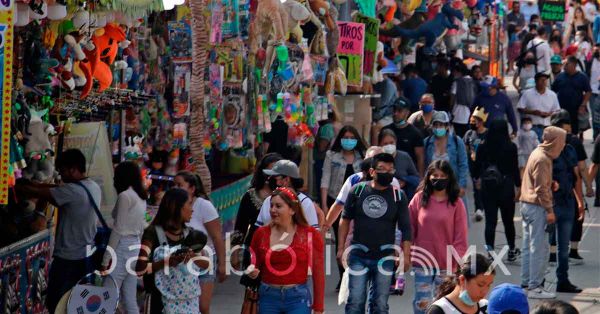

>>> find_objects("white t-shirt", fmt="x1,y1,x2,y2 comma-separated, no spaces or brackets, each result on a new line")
255,192,319,229
429,297,488,314
334,172,401,205
187,197,220,250
517,87,560,126
527,38,552,73
590,58,600,94
576,41,592,68
584,2,597,23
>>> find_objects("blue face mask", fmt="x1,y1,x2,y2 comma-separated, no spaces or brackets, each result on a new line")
395,119,407,127
422,104,434,113
433,127,447,137
459,289,476,306
341,138,358,151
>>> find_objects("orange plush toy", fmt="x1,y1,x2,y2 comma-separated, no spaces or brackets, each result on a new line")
79,23,127,99
309,0,335,31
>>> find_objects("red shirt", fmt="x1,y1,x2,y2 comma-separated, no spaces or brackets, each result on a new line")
250,225,325,312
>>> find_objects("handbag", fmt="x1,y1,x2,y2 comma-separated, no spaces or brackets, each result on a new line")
240,287,259,314
579,108,591,132
75,181,111,270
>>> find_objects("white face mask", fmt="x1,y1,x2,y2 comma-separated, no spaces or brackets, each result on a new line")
523,123,533,131
575,35,582,42
382,144,397,155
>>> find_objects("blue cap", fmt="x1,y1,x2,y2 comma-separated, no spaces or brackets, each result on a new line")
380,58,400,75
487,283,529,314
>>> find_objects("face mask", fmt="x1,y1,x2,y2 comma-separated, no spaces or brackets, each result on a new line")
575,35,582,42
431,178,449,191
341,138,358,151
469,123,478,130
375,172,394,186
459,289,476,306
268,176,279,190
525,58,536,65
422,104,434,113
433,127,447,137
395,119,407,127
522,123,532,131
383,144,397,155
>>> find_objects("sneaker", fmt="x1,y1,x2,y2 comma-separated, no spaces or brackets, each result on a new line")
528,287,556,299
556,282,583,293
474,209,484,222
569,250,584,265
549,252,557,266
507,248,521,262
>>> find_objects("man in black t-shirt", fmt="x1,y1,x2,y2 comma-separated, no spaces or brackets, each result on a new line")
381,97,425,175
428,58,453,113
338,153,412,314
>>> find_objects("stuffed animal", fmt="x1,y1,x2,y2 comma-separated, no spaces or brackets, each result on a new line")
282,0,311,40
79,23,128,99
380,3,464,55
308,0,335,31
22,109,56,183
249,0,289,76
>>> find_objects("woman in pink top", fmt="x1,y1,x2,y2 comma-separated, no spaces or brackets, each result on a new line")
409,160,468,314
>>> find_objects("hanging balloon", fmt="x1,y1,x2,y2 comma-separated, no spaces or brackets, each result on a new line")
16,3,30,27
73,9,90,29
30,2,48,20
47,4,67,20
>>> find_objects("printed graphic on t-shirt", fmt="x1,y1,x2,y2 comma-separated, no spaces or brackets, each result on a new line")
362,195,388,218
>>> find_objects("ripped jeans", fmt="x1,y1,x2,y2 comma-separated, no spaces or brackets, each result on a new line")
412,267,447,314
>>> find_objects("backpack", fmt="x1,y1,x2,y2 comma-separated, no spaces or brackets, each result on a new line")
353,182,403,207
516,40,544,72
481,164,503,189
455,77,477,108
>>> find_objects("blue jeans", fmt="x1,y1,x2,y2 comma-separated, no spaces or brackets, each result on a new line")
532,125,545,143
549,200,575,284
258,283,311,314
520,202,549,289
346,252,394,314
590,93,600,140
413,267,447,314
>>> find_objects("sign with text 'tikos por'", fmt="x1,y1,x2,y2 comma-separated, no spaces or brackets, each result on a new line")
336,21,365,87
539,0,566,22
0,0,13,205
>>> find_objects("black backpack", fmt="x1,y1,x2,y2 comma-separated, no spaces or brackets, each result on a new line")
516,40,543,72
481,163,503,189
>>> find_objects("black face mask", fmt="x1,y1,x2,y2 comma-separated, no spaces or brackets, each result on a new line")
268,176,279,190
375,172,394,186
525,58,536,65
469,123,478,130
431,178,449,191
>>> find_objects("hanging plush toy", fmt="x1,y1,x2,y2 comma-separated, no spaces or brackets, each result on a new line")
22,109,56,183
379,3,464,55
79,23,128,99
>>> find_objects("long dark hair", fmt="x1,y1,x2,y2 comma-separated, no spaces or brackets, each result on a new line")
114,161,148,200
418,160,460,207
436,253,496,300
479,120,514,164
531,300,579,314
152,188,189,231
176,171,209,199
330,125,367,157
251,153,282,190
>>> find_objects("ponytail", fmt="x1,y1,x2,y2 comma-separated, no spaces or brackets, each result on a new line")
176,171,209,200
435,253,496,301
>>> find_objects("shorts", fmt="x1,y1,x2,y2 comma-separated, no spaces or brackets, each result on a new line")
198,253,217,284
518,155,529,168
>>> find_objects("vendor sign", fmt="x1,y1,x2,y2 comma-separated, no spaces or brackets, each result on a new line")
353,13,379,77
0,0,13,205
539,0,566,22
336,21,365,87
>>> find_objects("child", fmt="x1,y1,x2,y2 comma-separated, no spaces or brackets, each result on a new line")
517,117,539,178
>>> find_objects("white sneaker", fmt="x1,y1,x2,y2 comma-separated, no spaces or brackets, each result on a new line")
569,257,585,266
474,210,484,222
528,287,556,299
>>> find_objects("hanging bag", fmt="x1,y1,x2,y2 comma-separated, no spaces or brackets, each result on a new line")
75,181,110,270
240,287,259,314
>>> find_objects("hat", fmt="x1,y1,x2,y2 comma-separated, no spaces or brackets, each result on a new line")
534,72,551,81
472,106,489,123
481,75,503,88
262,160,300,178
487,283,529,314
550,55,563,64
392,96,411,111
432,111,450,124
551,109,571,126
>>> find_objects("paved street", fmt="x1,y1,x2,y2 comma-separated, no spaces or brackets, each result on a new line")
211,83,600,313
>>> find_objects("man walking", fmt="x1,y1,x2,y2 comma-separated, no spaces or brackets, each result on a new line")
526,27,552,73
338,153,412,314
473,76,519,135
517,72,561,141
520,127,566,299
552,56,592,137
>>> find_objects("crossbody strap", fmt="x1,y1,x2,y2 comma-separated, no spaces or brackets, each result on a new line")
74,181,108,229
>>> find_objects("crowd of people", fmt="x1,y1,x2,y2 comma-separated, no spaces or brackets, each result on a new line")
11,1,600,313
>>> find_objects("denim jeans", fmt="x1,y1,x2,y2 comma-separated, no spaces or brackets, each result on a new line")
532,125,545,143
46,256,91,313
346,252,394,314
110,235,140,314
258,283,311,314
590,93,600,140
413,267,447,314
549,200,575,284
520,202,549,289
